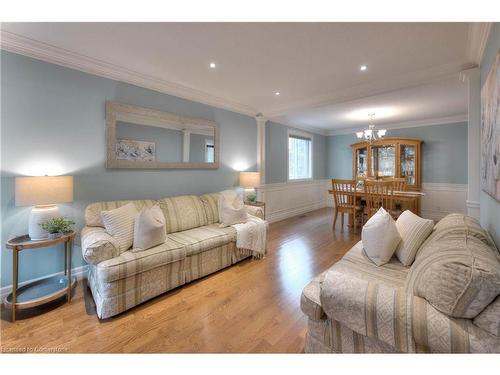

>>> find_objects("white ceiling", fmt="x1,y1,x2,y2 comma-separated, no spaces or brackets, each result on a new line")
1,22,479,133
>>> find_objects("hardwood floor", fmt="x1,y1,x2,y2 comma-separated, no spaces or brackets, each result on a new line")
0,208,359,353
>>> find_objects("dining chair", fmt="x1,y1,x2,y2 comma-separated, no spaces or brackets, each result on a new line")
390,177,407,191
331,179,363,232
364,180,397,219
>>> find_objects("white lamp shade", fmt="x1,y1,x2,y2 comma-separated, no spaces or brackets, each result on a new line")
15,176,74,207
239,172,260,188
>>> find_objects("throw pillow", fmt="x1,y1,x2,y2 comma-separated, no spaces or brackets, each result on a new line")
218,190,248,227
395,210,434,266
361,207,401,266
133,205,167,251
101,202,138,253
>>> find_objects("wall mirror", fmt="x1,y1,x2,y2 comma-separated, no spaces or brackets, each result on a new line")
106,101,219,169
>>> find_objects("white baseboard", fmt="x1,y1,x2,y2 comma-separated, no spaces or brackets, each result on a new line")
0,265,88,300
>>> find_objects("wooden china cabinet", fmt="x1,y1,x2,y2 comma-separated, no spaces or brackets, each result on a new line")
351,137,423,191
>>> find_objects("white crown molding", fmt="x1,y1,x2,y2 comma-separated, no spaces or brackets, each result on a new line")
466,23,493,65
0,30,259,117
264,61,473,119
326,114,468,136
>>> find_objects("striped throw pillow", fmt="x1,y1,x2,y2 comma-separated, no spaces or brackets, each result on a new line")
395,210,434,266
101,202,138,253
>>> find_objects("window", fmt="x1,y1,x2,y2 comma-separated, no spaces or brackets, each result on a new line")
205,140,214,163
288,132,312,180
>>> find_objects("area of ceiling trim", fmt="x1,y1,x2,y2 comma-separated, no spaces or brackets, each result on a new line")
0,30,259,117
326,114,468,136
466,22,493,65
264,60,472,119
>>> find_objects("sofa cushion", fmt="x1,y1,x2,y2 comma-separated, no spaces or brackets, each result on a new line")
300,271,327,321
394,210,434,266
158,195,208,234
85,199,156,227
168,224,236,256
95,239,186,283
133,205,167,251
473,295,500,337
101,203,138,253
361,207,401,266
406,234,500,319
200,193,220,225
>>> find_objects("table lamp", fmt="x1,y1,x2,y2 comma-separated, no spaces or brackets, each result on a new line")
239,172,260,203
15,176,74,240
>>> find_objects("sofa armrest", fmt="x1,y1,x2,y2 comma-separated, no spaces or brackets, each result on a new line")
245,205,264,219
81,226,120,265
320,269,409,351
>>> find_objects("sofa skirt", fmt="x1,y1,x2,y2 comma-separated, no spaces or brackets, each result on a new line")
88,242,250,319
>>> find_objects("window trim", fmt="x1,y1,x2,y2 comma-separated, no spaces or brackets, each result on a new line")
286,128,314,182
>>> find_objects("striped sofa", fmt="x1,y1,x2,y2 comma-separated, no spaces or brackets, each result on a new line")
81,193,265,319
301,214,500,353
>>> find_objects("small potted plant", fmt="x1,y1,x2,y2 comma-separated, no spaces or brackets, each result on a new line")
40,217,75,239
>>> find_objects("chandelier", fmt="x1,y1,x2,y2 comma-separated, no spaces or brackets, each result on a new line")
356,113,387,141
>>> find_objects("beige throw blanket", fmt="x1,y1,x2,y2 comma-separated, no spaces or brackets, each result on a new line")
233,215,268,259
219,190,267,259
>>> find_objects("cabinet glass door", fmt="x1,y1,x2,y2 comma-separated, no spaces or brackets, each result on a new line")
356,147,368,177
400,144,416,186
371,145,395,177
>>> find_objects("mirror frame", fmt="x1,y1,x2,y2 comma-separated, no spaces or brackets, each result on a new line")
106,101,220,169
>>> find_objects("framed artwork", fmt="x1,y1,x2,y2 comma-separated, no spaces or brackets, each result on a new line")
481,48,500,202
116,139,156,162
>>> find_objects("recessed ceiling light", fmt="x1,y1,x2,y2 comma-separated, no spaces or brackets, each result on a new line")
209,62,216,68
360,65,367,71
275,92,280,96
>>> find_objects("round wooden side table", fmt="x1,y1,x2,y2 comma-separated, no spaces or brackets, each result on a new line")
4,231,76,322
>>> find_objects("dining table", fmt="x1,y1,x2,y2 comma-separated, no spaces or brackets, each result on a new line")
327,188,426,226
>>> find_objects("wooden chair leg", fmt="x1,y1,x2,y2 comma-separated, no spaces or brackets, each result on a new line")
341,212,344,230
353,211,357,233
333,208,338,229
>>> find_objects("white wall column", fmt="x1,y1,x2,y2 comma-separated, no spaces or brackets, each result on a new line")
182,130,190,162
256,115,267,201
460,67,481,219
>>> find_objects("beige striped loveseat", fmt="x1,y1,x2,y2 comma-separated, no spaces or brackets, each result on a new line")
301,214,500,353
81,193,265,319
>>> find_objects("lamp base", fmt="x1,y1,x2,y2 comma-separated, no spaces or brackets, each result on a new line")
29,205,60,240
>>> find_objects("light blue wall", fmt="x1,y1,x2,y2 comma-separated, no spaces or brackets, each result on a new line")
0,51,257,287
326,122,468,184
480,22,500,247
265,121,327,184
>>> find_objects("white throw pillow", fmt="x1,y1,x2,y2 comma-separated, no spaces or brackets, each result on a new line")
395,210,434,266
133,205,167,251
101,202,138,253
361,207,401,266
218,190,248,227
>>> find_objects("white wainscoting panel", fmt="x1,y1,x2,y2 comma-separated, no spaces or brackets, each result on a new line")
258,180,467,224
258,180,331,223
421,183,467,221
